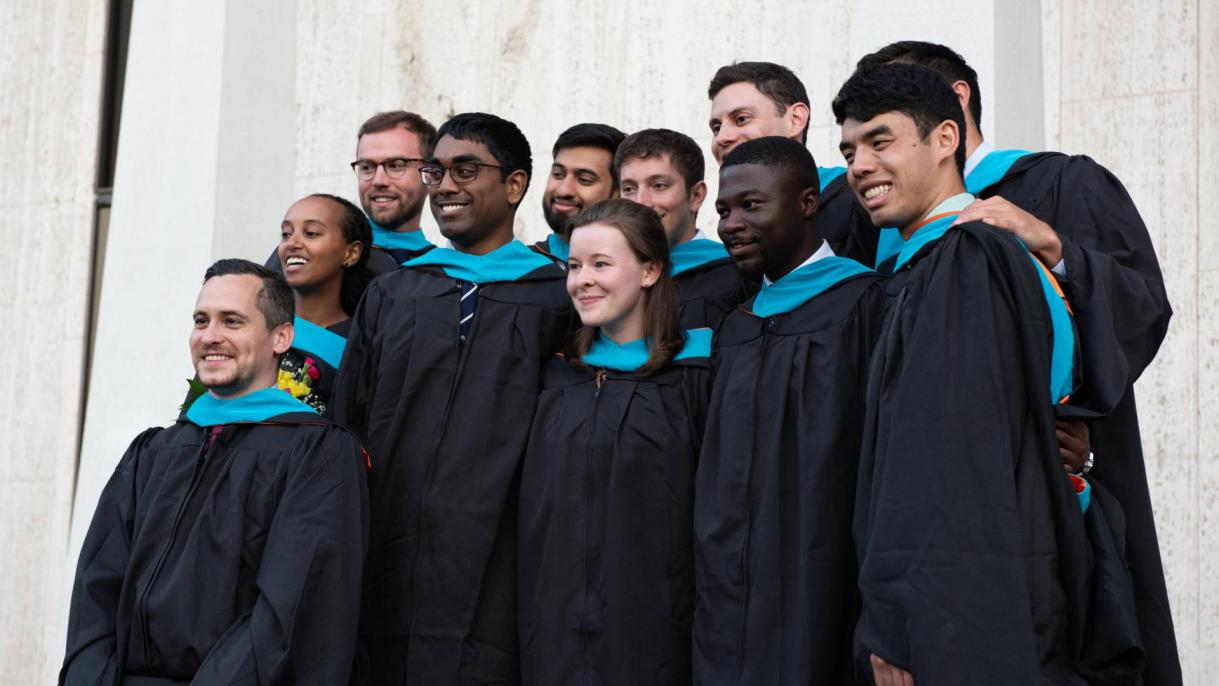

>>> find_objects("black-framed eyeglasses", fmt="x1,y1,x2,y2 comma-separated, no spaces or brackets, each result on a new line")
350,157,425,181
419,161,503,187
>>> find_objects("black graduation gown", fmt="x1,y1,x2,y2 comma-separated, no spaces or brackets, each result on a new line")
674,258,758,331
975,152,1179,686
60,412,368,686
264,245,403,277
855,222,1143,685
693,273,887,686
518,350,713,686
331,258,573,685
819,170,880,267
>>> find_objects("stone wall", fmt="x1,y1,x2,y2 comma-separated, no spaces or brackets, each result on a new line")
7,0,1212,681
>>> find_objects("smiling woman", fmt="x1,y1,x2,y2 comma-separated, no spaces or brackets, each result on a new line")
518,198,713,685
275,193,372,413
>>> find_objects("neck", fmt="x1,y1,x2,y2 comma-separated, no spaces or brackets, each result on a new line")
207,375,277,401
671,221,697,246
899,178,967,239
452,223,515,256
964,120,984,160
599,307,647,345
388,217,421,233
294,279,349,328
764,229,821,283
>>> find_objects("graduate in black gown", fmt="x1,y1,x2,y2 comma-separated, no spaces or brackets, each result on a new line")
616,128,757,329
835,64,1142,686
265,111,437,275
533,123,626,262
692,137,886,686
61,259,367,686
275,193,372,414
518,199,712,686
859,42,1179,684
706,61,880,266
331,113,573,685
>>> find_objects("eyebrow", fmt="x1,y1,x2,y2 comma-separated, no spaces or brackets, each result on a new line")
840,123,895,152
195,309,249,320
709,106,754,128
552,163,603,177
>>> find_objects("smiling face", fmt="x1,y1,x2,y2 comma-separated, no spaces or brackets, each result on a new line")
709,82,808,164
542,145,616,235
716,162,820,281
618,154,706,246
428,135,526,253
190,274,292,398
566,222,660,342
278,196,362,292
839,111,960,234
355,125,428,230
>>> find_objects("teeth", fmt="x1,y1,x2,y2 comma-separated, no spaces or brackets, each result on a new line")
204,354,230,361
864,183,892,200
439,203,467,214
286,257,307,266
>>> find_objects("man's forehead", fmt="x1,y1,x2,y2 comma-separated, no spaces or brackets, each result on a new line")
718,162,781,195
553,145,613,172
432,135,494,162
356,125,423,157
196,274,262,311
711,81,776,117
618,153,679,178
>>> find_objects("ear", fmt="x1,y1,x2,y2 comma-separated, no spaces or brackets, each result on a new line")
687,180,709,213
640,260,661,289
272,321,294,356
786,101,811,140
800,186,820,219
934,119,961,168
505,169,529,205
950,80,973,124
344,240,364,268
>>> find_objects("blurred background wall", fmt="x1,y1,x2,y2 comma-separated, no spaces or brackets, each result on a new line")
1,0,1212,682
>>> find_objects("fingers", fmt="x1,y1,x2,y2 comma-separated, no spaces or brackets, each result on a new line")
870,654,914,686
1055,420,1089,473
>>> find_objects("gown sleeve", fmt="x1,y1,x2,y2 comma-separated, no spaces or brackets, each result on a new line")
1044,156,1172,416
189,427,369,686
60,427,162,686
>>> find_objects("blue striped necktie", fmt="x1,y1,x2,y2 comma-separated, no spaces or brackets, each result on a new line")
458,280,479,341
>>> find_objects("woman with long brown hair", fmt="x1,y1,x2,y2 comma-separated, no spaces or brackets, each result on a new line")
518,198,712,686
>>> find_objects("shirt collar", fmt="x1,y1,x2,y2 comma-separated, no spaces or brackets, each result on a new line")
763,239,834,287
963,140,994,179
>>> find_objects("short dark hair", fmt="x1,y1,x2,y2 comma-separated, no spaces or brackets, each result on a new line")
856,41,982,136
721,136,820,196
203,259,295,329
565,199,682,377
831,63,967,177
306,193,373,316
357,110,440,158
708,61,810,143
437,112,533,199
553,122,627,189
614,128,704,193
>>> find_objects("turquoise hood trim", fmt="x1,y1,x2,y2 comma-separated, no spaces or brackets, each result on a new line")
291,317,346,369
751,257,873,318
671,238,731,276
581,328,712,372
546,233,571,262
965,148,1032,194
891,212,1076,404
185,386,317,427
403,240,553,283
371,222,432,252
874,228,905,268
817,166,847,193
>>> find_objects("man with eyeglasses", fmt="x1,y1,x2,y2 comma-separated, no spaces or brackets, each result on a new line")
333,112,572,685
266,111,438,275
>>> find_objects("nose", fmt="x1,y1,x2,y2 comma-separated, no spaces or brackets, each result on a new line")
850,147,877,179
555,174,578,198
435,166,461,195
714,126,740,159
635,186,655,208
200,320,227,346
370,161,391,186
284,228,304,250
718,208,744,240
